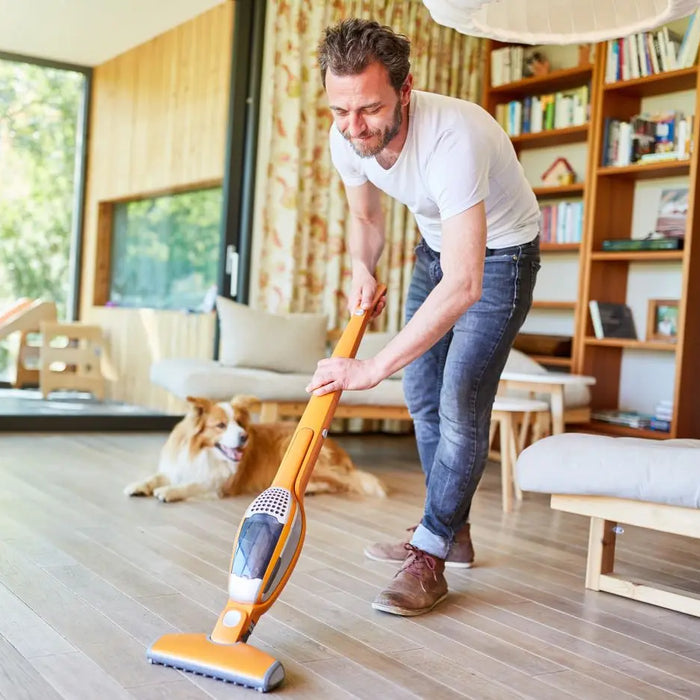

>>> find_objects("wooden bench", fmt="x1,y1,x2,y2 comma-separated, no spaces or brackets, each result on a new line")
551,494,700,617
517,433,700,617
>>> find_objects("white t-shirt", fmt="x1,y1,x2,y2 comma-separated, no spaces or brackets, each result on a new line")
329,90,540,251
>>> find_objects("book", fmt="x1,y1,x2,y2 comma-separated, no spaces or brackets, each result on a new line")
655,187,689,238
592,409,653,428
650,417,671,432
602,238,683,251
589,301,637,339
638,151,680,163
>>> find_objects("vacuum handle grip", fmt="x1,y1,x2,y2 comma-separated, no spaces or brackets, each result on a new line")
330,284,387,360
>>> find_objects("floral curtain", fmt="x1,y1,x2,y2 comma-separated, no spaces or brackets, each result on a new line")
251,0,483,332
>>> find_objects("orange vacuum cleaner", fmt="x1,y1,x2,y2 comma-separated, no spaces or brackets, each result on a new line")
147,286,386,692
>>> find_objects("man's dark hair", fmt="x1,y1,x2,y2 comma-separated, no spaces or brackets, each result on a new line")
318,18,411,91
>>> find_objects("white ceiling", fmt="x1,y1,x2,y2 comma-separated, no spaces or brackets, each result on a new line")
0,0,223,67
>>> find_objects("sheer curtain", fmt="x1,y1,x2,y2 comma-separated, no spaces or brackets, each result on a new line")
250,0,483,332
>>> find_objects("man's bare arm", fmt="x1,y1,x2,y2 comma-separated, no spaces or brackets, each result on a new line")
345,181,385,312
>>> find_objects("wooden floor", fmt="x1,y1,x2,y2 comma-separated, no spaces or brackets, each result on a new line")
1,432,699,700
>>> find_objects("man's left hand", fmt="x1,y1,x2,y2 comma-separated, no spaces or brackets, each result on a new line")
305,357,380,396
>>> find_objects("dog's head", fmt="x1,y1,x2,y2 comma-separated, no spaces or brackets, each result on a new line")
185,395,256,463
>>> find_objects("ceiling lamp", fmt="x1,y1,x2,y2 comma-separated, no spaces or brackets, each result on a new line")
422,0,700,44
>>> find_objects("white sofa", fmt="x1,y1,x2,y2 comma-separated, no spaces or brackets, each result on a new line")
150,296,591,421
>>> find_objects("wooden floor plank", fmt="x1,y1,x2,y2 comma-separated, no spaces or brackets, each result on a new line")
0,635,64,700
0,580,75,659
1,432,698,699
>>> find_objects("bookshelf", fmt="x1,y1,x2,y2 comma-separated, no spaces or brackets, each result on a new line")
483,41,595,370
484,15,700,438
575,24,700,438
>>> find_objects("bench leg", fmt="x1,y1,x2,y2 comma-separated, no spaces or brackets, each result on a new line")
259,402,280,422
585,517,617,590
497,415,515,513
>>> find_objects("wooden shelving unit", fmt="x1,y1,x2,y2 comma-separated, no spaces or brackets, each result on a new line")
488,64,594,97
511,124,589,149
531,300,577,309
483,44,595,374
533,184,585,198
540,242,580,252
584,421,669,439
574,48,700,438
485,32,700,438
531,355,573,368
590,250,684,261
583,337,678,352
597,160,691,180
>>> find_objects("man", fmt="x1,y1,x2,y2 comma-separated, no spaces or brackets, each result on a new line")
307,18,540,616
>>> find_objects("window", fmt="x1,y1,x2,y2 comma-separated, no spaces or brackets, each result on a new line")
109,187,222,310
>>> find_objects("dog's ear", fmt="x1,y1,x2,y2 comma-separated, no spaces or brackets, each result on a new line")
186,396,211,418
230,394,261,413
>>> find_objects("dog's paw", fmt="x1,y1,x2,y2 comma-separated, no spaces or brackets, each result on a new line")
153,486,181,503
124,482,152,497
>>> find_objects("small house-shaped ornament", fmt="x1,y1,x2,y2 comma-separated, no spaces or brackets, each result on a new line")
541,157,576,186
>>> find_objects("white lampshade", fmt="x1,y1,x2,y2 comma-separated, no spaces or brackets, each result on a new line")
423,0,700,44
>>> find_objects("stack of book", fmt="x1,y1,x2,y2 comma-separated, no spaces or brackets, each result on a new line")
540,201,584,243
592,409,653,429
602,238,683,251
495,87,590,137
604,10,700,84
651,400,673,432
601,111,693,166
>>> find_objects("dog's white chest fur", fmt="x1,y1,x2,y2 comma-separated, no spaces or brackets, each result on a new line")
159,449,237,489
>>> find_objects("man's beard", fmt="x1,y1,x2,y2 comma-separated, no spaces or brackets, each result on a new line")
342,99,402,158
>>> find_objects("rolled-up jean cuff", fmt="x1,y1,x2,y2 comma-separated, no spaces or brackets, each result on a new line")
410,524,450,560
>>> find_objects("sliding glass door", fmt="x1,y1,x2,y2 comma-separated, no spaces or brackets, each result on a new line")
0,56,88,385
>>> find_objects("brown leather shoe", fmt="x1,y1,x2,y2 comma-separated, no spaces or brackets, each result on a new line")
371,545,448,616
364,524,474,569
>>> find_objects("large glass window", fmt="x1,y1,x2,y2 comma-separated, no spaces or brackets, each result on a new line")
0,58,86,383
109,187,222,310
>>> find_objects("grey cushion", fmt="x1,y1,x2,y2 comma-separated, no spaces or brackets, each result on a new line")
216,296,327,374
516,433,700,509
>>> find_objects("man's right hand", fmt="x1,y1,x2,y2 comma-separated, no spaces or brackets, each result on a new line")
349,273,386,319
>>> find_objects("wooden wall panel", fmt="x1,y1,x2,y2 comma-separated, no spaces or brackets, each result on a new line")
92,308,217,415
80,2,233,412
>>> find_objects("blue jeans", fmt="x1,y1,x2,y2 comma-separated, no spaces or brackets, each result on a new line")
404,236,540,559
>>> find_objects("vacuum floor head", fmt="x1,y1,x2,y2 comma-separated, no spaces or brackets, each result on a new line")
148,633,284,692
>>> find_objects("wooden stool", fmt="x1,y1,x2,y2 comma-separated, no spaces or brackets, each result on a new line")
39,321,106,400
491,396,550,513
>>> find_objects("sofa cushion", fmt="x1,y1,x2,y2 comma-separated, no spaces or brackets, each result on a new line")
150,357,406,407
151,358,308,402
216,296,327,374
516,433,700,509
503,349,591,409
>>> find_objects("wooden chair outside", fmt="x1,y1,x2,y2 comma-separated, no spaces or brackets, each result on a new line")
39,321,106,400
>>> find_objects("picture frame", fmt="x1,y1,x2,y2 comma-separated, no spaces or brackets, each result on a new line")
646,299,679,342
